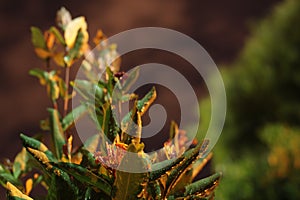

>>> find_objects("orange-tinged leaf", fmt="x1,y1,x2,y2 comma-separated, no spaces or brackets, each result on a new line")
25,178,33,195
45,31,56,49
53,52,65,67
93,29,106,45
34,48,52,59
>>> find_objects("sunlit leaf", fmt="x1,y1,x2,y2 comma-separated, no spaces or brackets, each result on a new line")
25,147,79,199
45,31,55,50
25,178,33,196
6,182,33,200
20,134,55,162
93,29,106,45
169,120,178,141
122,87,156,126
121,102,142,144
114,144,149,200
13,148,28,179
182,172,221,198
53,52,65,67
64,16,87,49
34,48,51,59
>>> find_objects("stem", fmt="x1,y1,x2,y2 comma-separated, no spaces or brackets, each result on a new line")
118,100,122,125
63,67,70,117
53,100,58,110
46,58,50,71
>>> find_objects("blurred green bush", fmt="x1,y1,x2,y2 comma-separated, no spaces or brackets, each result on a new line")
198,0,300,199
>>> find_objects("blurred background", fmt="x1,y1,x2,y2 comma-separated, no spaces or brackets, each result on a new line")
2,0,300,199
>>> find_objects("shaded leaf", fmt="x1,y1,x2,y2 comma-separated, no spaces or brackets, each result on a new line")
48,108,66,159
0,165,22,188
25,148,79,199
49,26,65,45
52,162,112,196
30,26,46,49
83,134,100,153
121,67,140,93
62,104,88,131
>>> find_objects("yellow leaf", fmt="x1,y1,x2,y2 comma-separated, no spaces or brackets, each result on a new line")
53,52,65,67
25,178,33,195
14,148,27,172
6,182,33,200
93,29,106,45
34,48,52,59
64,16,87,48
67,135,73,161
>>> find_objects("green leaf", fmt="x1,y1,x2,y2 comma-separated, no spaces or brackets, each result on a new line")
182,172,221,198
149,150,187,181
72,80,104,104
121,87,156,126
25,148,78,199
121,67,140,93
114,147,149,200
83,134,100,153
30,26,46,49
164,143,207,197
146,180,162,199
49,26,65,45
12,148,28,179
0,165,22,188
29,68,48,85
169,168,193,195
136,86,156,115
121,103,142,144
48,108,66,159
46,174,79,200
20,134,55,161
101,102,119,142
29,69,60,101
62,104,88,131
79,148,98,168
52,162,112,196
169,120,178,140
106,67,115,95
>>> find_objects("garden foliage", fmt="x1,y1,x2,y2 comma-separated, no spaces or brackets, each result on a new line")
0,7,221,200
